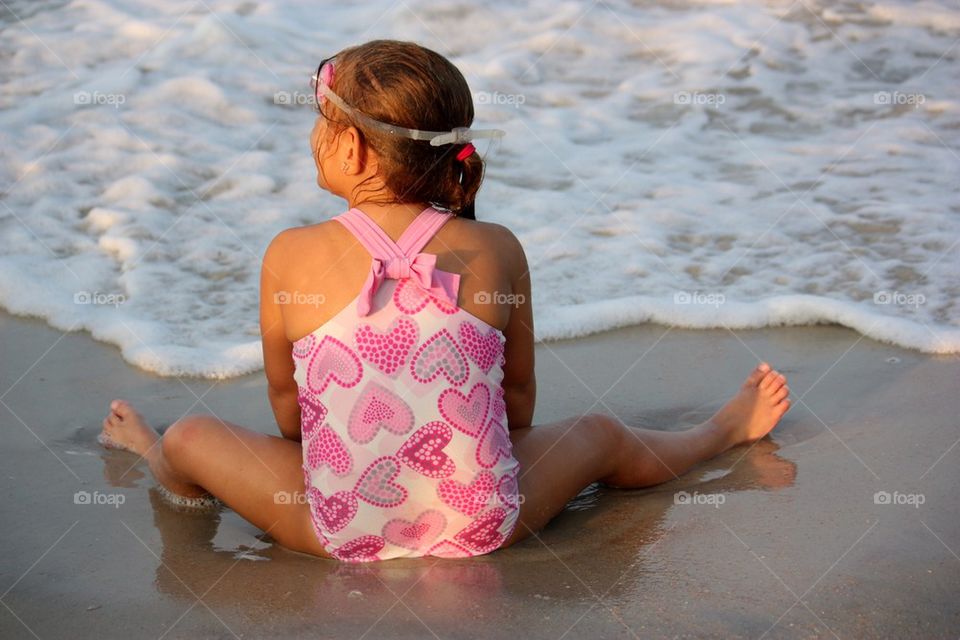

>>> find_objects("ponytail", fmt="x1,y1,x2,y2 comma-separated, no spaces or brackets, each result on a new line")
432,146,484,219
456,150,483,220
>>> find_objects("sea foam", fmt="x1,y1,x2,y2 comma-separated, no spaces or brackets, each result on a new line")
0,0,957,377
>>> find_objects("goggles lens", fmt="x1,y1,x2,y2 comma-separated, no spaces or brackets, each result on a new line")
310,57,335,110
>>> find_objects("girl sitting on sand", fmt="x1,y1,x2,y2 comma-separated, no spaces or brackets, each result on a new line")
100,39,790,562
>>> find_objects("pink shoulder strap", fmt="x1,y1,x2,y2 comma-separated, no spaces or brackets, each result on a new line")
396,208,453,256
333,207,461,316
334,208,404,261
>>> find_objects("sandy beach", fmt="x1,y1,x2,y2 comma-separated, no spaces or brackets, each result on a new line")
2,0,958,637
1,309,957,639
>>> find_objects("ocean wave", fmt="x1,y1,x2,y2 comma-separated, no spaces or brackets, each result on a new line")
1,0,957,377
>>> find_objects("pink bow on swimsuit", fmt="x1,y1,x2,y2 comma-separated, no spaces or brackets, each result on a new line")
335,207,462,317
358,252,460,316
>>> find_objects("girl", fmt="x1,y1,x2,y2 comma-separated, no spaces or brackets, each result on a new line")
100,40,790,562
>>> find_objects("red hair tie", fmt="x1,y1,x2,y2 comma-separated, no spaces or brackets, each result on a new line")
456,143,475,161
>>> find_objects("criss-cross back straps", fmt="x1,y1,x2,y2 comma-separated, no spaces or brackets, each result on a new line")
333,207,461,316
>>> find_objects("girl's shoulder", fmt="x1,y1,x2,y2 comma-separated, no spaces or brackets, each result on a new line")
442,218,526,257
457,219,528,273
261,220,349,281
264,219,347,254
268,216,525,251
263,217,527,276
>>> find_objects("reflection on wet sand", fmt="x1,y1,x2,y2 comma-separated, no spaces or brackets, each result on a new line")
99,449,145,489
145,488,511,634
111,439,795,634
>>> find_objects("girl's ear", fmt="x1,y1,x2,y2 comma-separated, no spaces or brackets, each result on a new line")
339,126,370,174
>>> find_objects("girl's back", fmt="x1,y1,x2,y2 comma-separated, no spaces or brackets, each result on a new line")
270,205,528,560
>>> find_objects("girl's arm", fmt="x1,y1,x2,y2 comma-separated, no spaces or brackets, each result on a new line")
498,228,536,430
260,230,302,442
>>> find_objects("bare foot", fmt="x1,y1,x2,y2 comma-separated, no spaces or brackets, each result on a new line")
99,399,160,457
709,363,791,449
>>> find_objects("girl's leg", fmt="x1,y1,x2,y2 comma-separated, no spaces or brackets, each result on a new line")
502,363,790,547
100,402,330,558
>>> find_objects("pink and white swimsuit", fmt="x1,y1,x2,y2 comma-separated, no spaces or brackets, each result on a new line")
291,206,521,562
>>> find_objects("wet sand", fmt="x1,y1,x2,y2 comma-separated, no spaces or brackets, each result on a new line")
1,310,957,639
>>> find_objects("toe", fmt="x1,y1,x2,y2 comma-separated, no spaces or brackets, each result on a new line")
112,400,133,419
768,374,786,393
760,371,779,391
772,386,789,403
746,365,767,387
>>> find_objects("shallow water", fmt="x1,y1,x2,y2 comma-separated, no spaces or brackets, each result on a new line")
0,0,957,376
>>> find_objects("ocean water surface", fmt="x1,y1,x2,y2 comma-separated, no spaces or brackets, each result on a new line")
0,0,957,376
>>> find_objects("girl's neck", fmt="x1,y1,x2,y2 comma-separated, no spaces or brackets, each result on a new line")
348,200,432,240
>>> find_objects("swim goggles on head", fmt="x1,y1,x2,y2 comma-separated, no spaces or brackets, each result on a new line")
310,57,506,147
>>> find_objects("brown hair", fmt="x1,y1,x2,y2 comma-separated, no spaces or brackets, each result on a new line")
318,40,483,219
